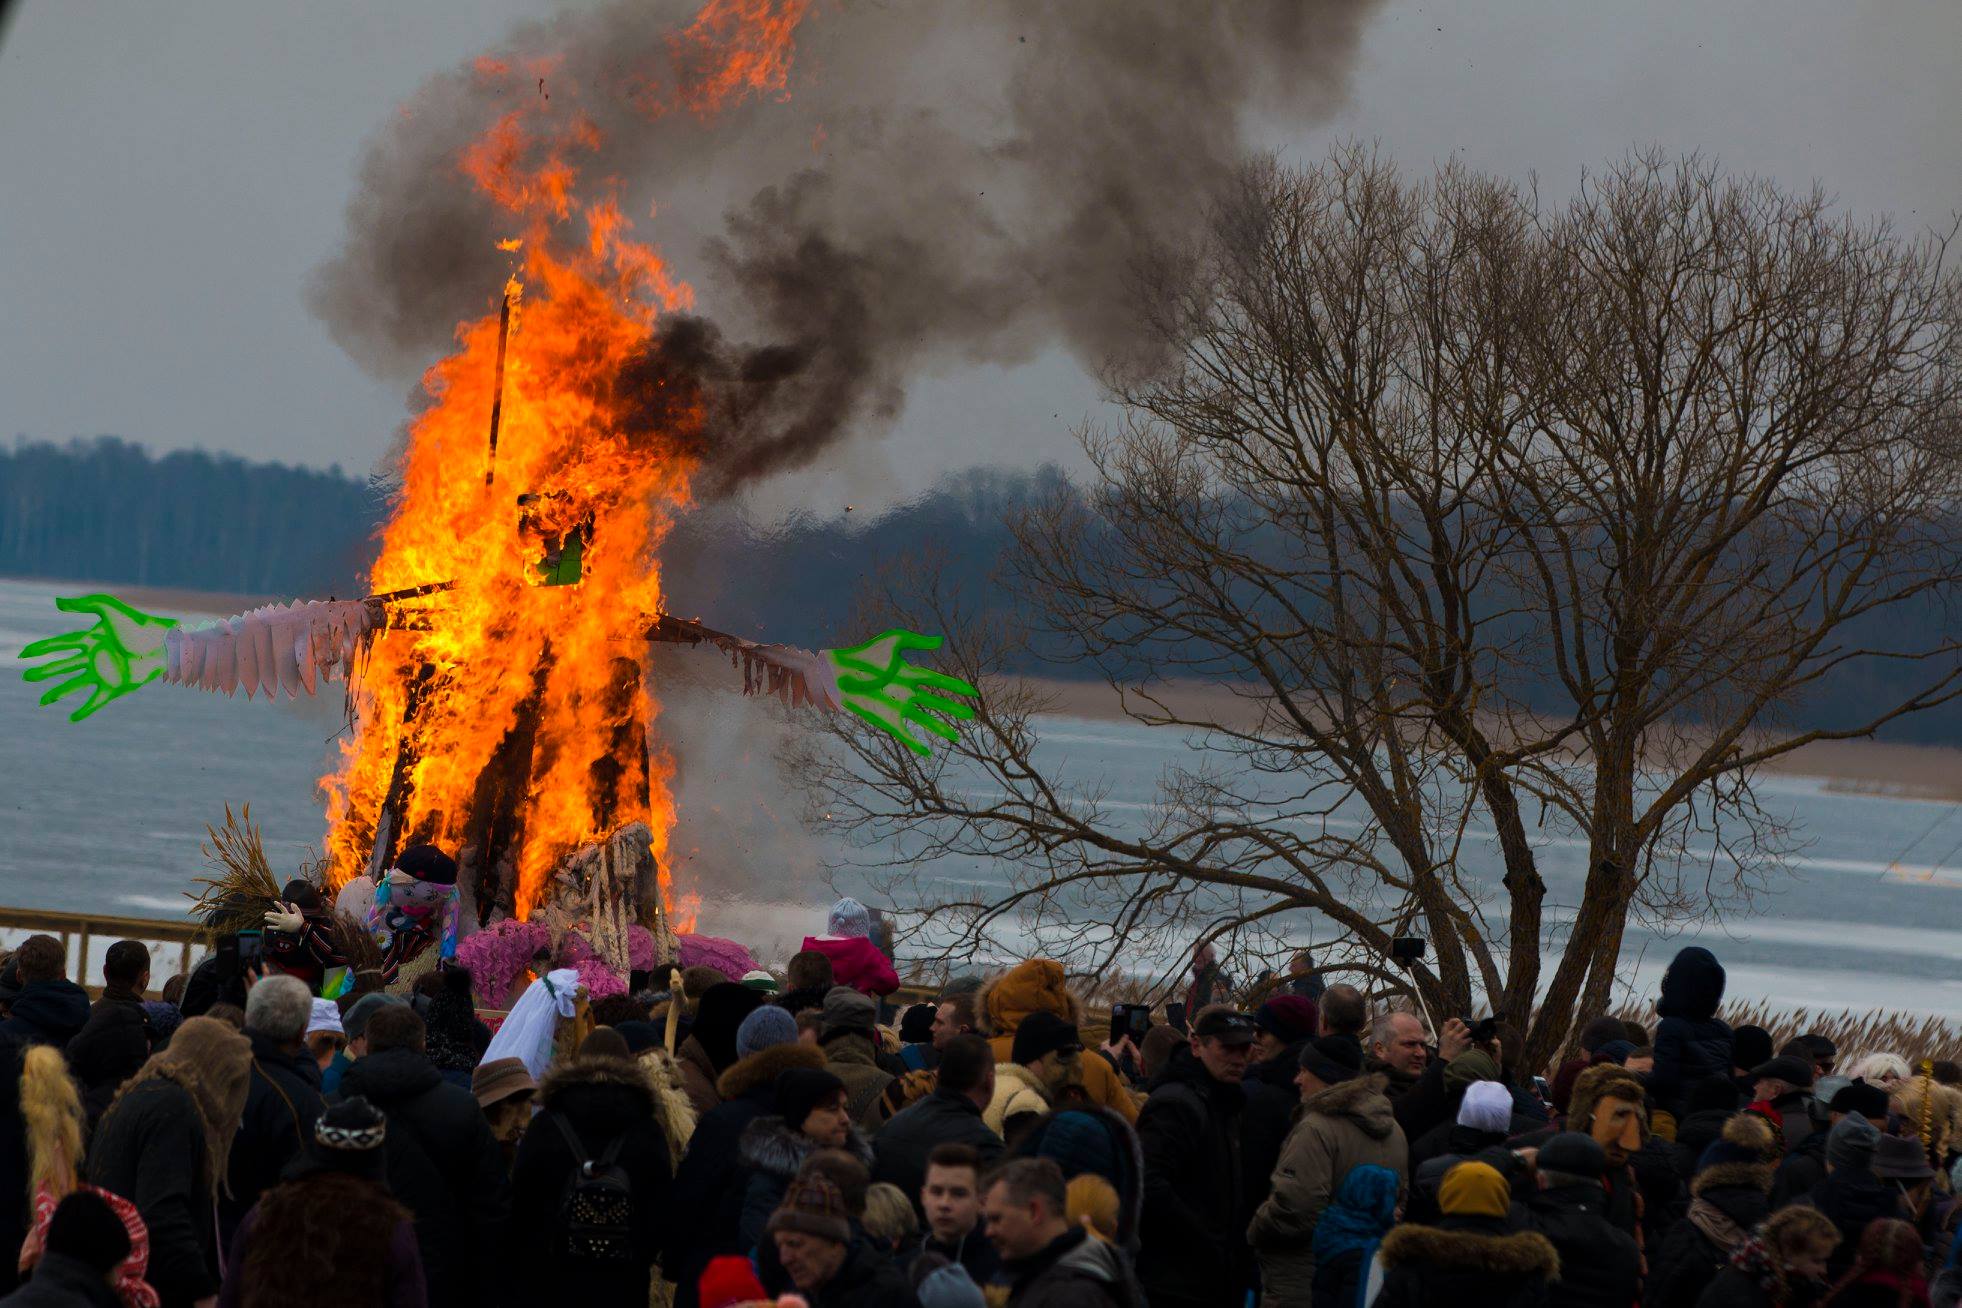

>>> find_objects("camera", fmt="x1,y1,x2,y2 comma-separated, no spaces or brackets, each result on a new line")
1390,936,1427,964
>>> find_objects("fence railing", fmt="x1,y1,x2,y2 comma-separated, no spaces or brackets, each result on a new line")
0,906,208,992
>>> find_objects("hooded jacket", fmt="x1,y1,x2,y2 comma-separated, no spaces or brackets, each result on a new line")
1004,1225,1142,1308
0,1252,123,1308
662,1041,827,1308
823,1030,895,1131
510,1053,676,1306
85,1077,220,1308
1,981,89,1049
984,1062,1054,1138
1135,1046,1250,1308
799,935,899,997
979,962,1137,1124
1645,1144,1774,1308
335,1046,511,1308
1653,947,1734,1119
1374,1217,1559,1308
734,1114,874,1255
1247,1073,1409,1306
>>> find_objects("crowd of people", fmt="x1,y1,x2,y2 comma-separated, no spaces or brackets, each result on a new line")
0,903,1956,1307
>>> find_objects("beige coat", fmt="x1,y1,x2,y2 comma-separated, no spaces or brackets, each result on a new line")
1247,1073,1408,1306
983,1062,1054,1137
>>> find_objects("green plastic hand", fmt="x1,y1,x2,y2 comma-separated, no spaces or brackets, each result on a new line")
18,594,178,722
825,629,978,756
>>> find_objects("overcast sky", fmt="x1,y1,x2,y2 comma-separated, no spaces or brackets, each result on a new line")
3,0,1958,517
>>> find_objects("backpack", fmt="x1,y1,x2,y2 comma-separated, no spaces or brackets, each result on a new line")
551,1112,635,1262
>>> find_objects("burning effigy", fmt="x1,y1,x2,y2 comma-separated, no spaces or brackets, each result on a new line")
15,0,978,999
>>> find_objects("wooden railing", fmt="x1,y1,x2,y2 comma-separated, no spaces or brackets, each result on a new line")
0,906,209,991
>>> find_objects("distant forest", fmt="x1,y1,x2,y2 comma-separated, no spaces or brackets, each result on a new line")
4,437,1958,743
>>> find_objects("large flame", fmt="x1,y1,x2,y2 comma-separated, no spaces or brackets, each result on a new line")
320,0,812,929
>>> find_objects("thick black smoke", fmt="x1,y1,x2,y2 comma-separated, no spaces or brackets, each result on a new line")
312,0,1382,494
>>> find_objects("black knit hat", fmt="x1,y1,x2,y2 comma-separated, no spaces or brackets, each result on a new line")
294,1096,390,1185
899,1003,938,1044
45,1191,132,1274
1298,1035,1362,1085
1732,1024,1774,1070
774,1067,847,1130
1537,1132,1606,1180
1012,1011,1083,1065
395,844,457,886
1829,1079,1890,1122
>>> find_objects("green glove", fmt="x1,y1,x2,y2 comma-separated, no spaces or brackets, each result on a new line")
18,594,178,722
825,629,978,756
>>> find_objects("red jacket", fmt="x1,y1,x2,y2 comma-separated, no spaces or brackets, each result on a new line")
801,935,899,996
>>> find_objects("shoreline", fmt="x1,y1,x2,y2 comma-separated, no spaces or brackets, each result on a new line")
1020,675,1962,801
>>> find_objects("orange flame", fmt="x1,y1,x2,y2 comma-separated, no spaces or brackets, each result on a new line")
320,1,811,931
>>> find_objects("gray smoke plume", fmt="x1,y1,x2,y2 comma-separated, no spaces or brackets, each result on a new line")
312,0,1382,495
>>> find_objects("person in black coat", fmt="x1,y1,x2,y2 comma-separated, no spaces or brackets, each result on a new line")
1798,1112,1905,1281
1673,1076,1748,1181
334,1004,510,1308
1240,997,1319,1223
871,1034,1004,1215
1647,1113,1779,1308
1134,1010,1254,1308
509,1045,678,1306
1651,946,1734,1125
1375,1161,1559,1308
0,939,89,1051
663,1012,828,1308
63,941,153,1126
0,1191,130,1308
219,975,323,1250
0,1039,31,1300
85,1016,252,1308
1520,1134,1640,1308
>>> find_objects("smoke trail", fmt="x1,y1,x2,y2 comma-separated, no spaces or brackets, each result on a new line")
311,0,1382,494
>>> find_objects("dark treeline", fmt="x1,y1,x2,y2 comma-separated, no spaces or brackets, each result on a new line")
5,438,1958,743
0,438,382,597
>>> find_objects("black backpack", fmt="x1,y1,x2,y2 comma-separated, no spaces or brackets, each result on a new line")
550,1112,635,1262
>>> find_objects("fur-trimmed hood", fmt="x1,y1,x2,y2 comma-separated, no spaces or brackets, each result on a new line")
1692,1112,1778,1197
1301,1073,1397,1141
736,1113,873,1182
976,960,1081,1038
716,1041,828,1101
1379,1223,1559,1278
539,1053,656,1111
1567,1063,1649,1140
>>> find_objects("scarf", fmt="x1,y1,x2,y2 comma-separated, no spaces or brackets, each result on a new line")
19,1186,159,1308
1688,1198,1747,1253
108,1017,252,1198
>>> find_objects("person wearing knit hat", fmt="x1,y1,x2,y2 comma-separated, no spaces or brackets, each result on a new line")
1252,995,1320,1057
663,1026,830,1308
1455,1079,1515,1134
323,991,406,1095
739,969,781,996
800,897,900,998
767,1172,914,1305
218,1096,426,1307
1648,1111,1781,1306
696,1254,768,1308
1800,1111,1898,1278
976,959,1138,1127
1378,1161,1557,1301
815,986,894,1132
731,1068,870,1260
1518,1134,1639,1307
1243,994,1326,1243
1443,1048,1502,1096
911,1255,988,1308
14,1190,132,1307
1405,1076,1523,1220
1250,1042,1408,1302
1731,1024,1775,1076
985,1012,1081,1139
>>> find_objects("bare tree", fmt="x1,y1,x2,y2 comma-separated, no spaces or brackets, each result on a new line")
802,147,1962,1067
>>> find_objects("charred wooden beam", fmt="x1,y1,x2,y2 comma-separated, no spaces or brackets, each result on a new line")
366,661,443,879
459,641,554,921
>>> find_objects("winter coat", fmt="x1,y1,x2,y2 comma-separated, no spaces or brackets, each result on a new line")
824,1031,895,1132
984,1063,1054,1139
922,1228,1002,1287
1522,1181,1640,1308
335,1047,511,1308
873,1087,1005,1211
800,934,900,997
1370,1055,1453,1143
1247,1073,1409,1306
219,1031,323,1249
675,1033,721,1116
63,988,151,1125
1646,1179,1771,1308
1653,948,1734,1120
663,1041,827,1308
1135,1047,1250,1308
509,1054,675,1307
1013,1107,1147,1248
84,1077,218,1308
803,1239,917,1308
1770,1127,1828,1208
1675,1107,1739,1180
1003,1226,1141,1308
1242,1039,1310,1219
1374,1215,1559,1308
735,1114,875,1255
0,981,89,1049
0,1041,29,1300
0,1252,122,1308
1695,1262,1828,1308
217,1174,426,1308
1803,1169,1908,1279
1409,1119,1514,1173
979,962,1138,1124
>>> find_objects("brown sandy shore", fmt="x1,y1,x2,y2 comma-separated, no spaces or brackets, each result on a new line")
15,577,1957,799
1021,676,1962,802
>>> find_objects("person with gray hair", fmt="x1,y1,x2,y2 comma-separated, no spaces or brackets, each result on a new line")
220,972,324,1247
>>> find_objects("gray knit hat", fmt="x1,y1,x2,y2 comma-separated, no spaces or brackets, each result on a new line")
736,1004,799,1059
1826,1111,1879,1173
